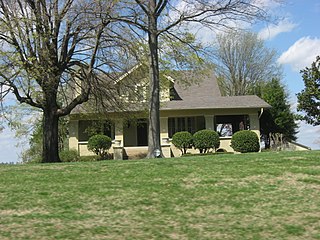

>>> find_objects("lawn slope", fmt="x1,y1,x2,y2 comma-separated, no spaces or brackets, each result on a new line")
0,151,320,239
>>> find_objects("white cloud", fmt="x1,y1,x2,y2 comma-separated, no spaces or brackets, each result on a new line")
278,36,320,71
258,19,298,40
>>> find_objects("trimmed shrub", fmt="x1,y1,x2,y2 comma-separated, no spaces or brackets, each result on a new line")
231,130,260,153
87,134,112,159
172,131,193,155
60,149,80,162
193,130,220,153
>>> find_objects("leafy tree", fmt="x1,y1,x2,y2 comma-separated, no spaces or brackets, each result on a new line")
115,0,273,158
21,116,69,163
214,30,281,96
260,78,298,148
297,56,320,126
0,0,126,162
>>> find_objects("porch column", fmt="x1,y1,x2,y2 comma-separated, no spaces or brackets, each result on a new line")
160,117,169,139
204,115,215,130
249,113,261,150
69,120,79,152
160,117,170,158
114,119,124,160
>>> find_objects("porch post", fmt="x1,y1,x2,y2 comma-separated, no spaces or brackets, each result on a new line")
160,117,170,158
69,120,79,153
204,115,215,130
249,112,261,150
114,119,124,160
160,117,169,139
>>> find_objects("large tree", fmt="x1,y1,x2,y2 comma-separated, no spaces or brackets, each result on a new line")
115,0,274,158
214,30,281,96
297,56,320,126
260,78,298,148
0,0,124,162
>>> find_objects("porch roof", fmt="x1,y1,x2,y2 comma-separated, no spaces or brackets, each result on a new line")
161,95,270,110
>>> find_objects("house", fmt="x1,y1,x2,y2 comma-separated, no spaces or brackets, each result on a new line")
68,69,271,159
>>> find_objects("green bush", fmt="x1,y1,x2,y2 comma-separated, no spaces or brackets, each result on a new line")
87,134,112,159
231,130,260,153
59,149,80,162
193,130,220,153
172,131,193,155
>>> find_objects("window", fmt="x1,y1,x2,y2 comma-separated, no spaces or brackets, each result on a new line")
216,123,233,137
168,116,205,138
215,115,249,137
78,120,115,142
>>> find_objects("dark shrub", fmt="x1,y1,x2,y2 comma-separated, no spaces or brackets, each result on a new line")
193,130,220,153
87,134,112,159
60,149,80,162
231,130,260,153
172,131,193,155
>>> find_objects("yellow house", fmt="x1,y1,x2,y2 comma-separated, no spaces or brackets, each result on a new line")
69,70,270,159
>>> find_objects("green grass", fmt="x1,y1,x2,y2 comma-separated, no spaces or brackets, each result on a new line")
1,151,320,239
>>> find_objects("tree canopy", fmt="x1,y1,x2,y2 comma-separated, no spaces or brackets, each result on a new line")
297,56,320,126
0,0,132,162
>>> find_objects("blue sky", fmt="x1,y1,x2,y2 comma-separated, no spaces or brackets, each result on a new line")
0,0,319,163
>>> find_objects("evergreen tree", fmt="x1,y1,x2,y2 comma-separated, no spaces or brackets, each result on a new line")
260,78,298,149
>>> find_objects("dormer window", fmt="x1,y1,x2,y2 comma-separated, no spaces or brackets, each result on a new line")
169,82,182,101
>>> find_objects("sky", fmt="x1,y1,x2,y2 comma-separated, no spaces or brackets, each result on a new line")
0,0,320,163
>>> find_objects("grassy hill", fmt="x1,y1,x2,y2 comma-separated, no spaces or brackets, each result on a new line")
1,151,320,239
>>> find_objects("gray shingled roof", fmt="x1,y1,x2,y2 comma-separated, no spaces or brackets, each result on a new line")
161,72,270,110
71,70,270,115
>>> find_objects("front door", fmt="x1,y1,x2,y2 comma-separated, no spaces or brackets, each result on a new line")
137,120,148,146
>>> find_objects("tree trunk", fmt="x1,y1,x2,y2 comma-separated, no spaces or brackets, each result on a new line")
42,106,61,163
146,1,162,158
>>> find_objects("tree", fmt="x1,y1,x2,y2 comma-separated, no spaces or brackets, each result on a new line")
115,0,273,158
0,0,123,162
20,115,69,163
260,78,298,148
214,30,281,96
297,56,320,126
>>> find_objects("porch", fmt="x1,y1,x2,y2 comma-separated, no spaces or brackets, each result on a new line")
69,109,261,159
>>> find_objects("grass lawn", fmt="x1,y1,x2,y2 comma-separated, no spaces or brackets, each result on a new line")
1,151,320,239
